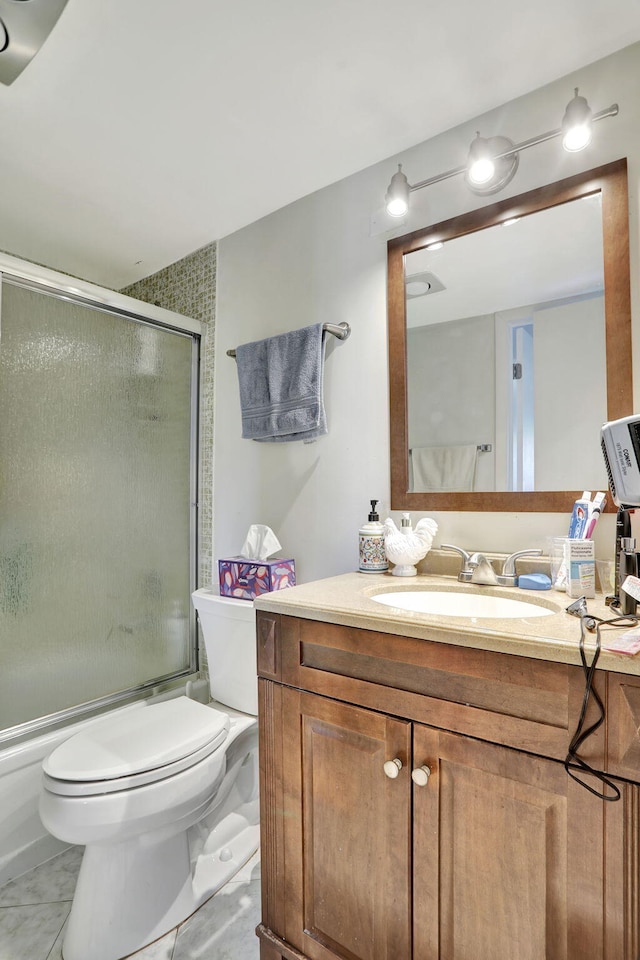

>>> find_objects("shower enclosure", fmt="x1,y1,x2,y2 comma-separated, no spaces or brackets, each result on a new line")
0,260,201,744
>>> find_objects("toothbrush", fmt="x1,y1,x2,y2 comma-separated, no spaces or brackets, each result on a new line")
585,491,606,538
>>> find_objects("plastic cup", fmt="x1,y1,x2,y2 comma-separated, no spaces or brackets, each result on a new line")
546,536,570,591
596,559,616,595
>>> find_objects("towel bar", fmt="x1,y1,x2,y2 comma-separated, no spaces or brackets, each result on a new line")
409,444,492,453
227,321,350,358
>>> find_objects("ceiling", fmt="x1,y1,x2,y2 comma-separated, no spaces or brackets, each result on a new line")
406,194,604,327
1,0,640,290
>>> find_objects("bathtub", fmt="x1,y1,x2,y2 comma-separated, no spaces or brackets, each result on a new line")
0,680,209,885
0,721,83,885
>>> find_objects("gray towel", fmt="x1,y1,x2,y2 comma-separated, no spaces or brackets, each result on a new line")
236,323,327,443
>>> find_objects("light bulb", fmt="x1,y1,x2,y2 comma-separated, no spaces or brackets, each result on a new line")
466,133,495,186
562,124,592,152
387,196,409,217
561,88,592,153
385,164,410,218
468,157,495,185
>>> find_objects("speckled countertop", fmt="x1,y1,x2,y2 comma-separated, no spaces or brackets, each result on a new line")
254,570,640,677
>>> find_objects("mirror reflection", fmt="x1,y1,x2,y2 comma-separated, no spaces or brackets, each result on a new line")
388,160,632,513
405,195,606,493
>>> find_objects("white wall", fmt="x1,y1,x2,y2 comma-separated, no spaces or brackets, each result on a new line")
214,43,640,582
533,296,606,490
407,317,496,491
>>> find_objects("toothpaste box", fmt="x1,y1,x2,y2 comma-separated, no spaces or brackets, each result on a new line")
563,539,595,599
218,557,296,600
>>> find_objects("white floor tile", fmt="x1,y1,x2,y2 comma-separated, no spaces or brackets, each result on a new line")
227,851,261,886
128,928,178,960
173,877,260,960
0,848,82,908
0,847,261,960
0,902,70,960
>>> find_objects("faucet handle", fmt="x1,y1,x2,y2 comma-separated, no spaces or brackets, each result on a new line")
441,544,473,581
441,543,471,564
501,548,543,577
500,548,543,583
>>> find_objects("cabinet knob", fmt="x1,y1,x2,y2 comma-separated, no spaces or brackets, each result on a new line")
411,765,431,787
383,758,402,779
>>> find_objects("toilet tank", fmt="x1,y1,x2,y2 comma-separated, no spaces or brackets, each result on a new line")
191,589,258,715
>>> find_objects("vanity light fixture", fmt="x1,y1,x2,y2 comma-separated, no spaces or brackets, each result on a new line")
561,88,593,152
466,133,497,185
464,135,519,196
384,89,618,216
385,164,411,218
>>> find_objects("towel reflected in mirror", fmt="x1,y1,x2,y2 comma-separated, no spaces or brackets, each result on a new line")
410,444,479,492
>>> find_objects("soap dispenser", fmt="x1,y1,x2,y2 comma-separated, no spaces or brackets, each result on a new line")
358,500,389,573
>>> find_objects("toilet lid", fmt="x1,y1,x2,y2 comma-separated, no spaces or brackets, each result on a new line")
43,697,229,782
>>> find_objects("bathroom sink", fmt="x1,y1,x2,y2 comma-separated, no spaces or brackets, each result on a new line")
371,589,556,619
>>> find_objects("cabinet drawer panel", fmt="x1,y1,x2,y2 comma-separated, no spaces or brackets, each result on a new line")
278,617,601,762
300,639,564,726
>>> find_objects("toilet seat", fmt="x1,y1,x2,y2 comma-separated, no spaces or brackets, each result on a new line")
42,697,230,797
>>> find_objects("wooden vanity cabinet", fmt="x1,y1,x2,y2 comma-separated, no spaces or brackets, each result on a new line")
256,612,637,960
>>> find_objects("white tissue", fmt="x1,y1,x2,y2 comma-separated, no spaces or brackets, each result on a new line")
239,524,282,561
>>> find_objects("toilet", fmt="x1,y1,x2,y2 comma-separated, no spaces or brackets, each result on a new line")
39,589,259,960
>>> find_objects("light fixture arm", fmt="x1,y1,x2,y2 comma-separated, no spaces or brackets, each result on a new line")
396,102,619,201
489,102,618,161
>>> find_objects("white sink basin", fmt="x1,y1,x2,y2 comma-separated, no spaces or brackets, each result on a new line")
371,589,556,619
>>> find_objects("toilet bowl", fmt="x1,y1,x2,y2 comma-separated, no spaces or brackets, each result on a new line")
39,590,259,960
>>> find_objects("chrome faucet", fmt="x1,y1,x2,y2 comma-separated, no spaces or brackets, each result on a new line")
468,553,499,585
441,544,497,584
442,544,542,586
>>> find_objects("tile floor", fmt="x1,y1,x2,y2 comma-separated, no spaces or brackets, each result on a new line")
0,846,261,960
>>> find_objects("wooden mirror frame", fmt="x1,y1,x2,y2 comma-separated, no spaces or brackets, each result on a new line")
388,159,632,512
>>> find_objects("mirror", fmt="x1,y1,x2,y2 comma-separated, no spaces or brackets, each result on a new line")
388,160,632,512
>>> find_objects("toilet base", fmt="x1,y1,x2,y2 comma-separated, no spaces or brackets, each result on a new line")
60,719,260,960
63,821,260,960
64,830,195,960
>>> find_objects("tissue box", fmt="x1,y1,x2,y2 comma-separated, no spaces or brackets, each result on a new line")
218,557,296,600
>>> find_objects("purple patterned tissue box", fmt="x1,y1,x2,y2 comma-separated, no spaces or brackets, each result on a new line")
218,557,296,600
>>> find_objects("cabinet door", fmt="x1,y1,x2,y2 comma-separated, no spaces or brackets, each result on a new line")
607,671,640,781
281,687,412,960
413,725,605,960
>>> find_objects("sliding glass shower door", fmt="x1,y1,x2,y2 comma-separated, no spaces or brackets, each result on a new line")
0,279,199,738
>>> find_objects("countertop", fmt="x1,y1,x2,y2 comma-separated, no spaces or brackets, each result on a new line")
254,571,640,676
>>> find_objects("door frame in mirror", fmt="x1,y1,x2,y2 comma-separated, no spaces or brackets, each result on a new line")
388,159,632,512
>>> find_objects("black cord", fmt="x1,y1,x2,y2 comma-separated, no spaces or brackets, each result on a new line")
564,613,639,801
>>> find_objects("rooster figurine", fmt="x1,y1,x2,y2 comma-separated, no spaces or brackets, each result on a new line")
383,513,438,576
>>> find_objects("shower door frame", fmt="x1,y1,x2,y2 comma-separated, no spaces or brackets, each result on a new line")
0,252,204,746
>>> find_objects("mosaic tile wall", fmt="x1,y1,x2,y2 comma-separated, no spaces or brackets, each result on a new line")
123,242,216,590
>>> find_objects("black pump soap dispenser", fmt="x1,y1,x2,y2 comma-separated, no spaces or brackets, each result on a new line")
358,500,389,573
